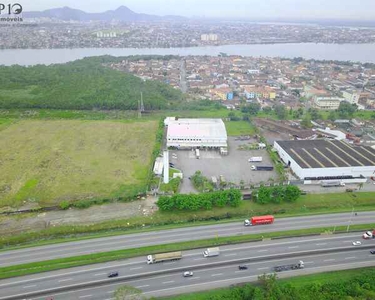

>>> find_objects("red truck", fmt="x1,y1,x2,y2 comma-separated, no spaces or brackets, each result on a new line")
244,215,274,226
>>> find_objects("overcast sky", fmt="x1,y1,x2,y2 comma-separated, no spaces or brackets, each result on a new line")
21,0,375,20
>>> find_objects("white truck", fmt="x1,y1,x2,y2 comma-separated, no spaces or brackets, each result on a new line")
320,181,345,187
248,156,263,162
203,247,220,257
195,149,200,159
147,251,182,264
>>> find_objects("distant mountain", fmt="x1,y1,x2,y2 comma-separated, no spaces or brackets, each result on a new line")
23,6,187,22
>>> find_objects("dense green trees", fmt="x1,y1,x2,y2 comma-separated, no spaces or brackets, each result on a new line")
255,185,300,204
157,189,242,211
0,58,183,110
338,101,358,118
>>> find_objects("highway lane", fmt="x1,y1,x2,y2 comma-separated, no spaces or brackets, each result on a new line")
1,232,374,299
1,211,374,267
31,248,375,300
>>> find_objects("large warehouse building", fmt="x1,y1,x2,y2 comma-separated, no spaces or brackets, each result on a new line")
165,117,227,149
274,139,375,180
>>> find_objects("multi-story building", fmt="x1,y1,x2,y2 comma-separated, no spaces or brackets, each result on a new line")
314,96,344,110
210,88,234,101
342,90,360,105
244,87,276,100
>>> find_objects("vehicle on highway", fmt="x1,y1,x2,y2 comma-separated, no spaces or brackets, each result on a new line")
183,271,193,277
362,230,375,239
108,271,119,278
147,251,182,264
203,247,220,257
352,241,362,246
274,260,304,272
244,215,275,226
370,250,375,254
238,265,248,270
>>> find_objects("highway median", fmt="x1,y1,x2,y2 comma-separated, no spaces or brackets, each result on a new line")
0,223,374,281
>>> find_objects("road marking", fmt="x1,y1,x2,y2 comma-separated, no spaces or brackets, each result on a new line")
106,290,115,294
257,267,269,270
342,241,352,243
130,267,143,270
94,273,106,276
316,243,327,246
324,259,335,262
162,281,175,284
235,270,245,273
288,246,299,249
212,273,223,277
58,278,73,282
187,276,200,280
23,285,36,289
257,249,268,252
164,262,174,265
79,295,92,299
345,257,356,260
304,261,314,264
224,253,237,257
135,285,150,288
194,258,205,261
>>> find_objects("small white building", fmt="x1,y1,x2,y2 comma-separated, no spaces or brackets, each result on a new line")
274,139,375,180
165,118,227,149
153,157,164,176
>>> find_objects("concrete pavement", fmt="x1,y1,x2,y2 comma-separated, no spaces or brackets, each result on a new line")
1,211,374,267
1,232,374,299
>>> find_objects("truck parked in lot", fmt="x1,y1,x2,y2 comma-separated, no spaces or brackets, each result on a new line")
363,230,375,239
321,181,345,187
248,156,263,162
244,215,275,226
251,165,274,171
147,251,182,264
203,247,220,257
274,260,304,272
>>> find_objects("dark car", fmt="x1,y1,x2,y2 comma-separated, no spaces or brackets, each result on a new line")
238,265,248,270
108,271,119,278
370,250,375,254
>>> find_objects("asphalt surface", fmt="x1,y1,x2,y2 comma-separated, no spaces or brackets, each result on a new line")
1,211,374,268
1,232,375,300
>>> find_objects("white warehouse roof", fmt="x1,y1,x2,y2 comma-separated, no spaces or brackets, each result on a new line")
166,118,227,148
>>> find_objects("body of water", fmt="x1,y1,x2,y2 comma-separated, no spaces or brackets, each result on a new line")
1,43,375,66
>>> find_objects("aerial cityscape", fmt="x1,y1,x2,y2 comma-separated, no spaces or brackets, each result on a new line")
1,1,375,300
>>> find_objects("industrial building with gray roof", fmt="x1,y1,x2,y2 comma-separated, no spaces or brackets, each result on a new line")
274,140,375,180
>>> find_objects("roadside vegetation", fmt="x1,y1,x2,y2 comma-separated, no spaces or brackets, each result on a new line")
0,223,374,280
162,267,375,300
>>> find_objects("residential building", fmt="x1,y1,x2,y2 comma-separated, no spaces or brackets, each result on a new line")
314,96,344,110
342,90,360,105
244,87,276,100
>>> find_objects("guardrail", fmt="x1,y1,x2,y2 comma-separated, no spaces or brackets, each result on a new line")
1,245,374,300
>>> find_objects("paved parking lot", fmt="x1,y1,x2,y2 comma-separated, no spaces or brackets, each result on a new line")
170,137,278,193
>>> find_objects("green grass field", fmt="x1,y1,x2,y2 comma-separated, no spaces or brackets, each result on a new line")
224,121,256,136
0,119,158,208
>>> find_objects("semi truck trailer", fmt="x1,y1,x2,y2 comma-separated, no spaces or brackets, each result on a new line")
244,215,274,226
274,260,304,272
203,247,220,257
320,181,345,187
147,251,182,264
251,165,274,171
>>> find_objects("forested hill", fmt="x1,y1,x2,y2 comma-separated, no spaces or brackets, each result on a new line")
0,57,183,110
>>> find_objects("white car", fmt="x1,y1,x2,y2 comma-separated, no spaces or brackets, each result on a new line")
352,241,362,246
183,271,193,277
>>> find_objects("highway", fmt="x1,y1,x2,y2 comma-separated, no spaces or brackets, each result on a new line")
1,232,374,300
1,211,374,267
